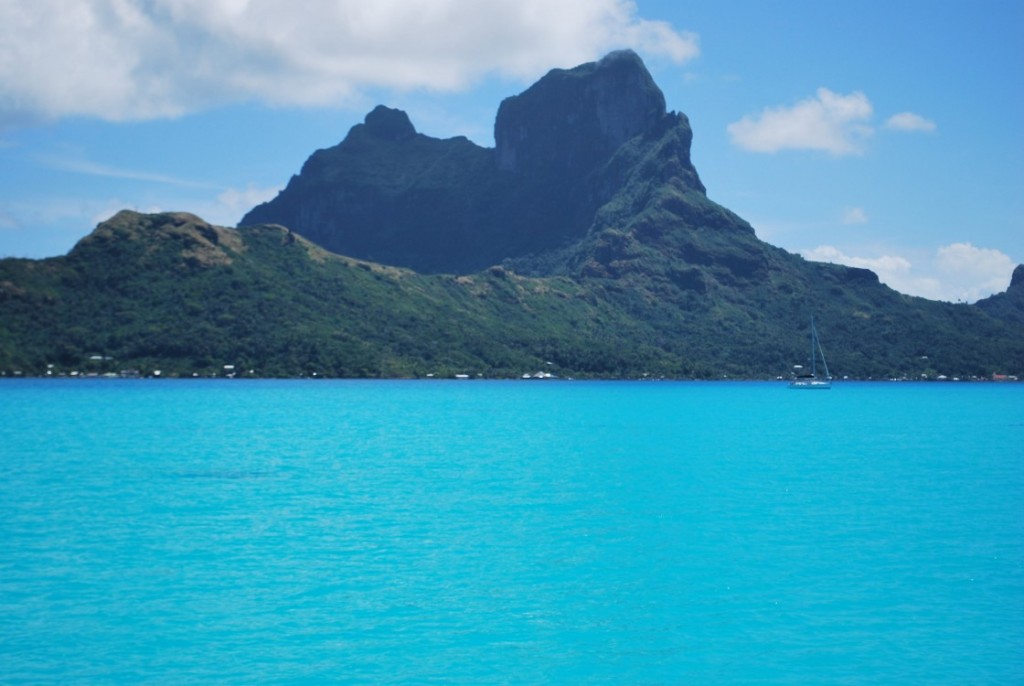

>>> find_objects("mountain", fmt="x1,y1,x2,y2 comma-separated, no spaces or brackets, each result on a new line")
240,50,700,275
2,52,1023,379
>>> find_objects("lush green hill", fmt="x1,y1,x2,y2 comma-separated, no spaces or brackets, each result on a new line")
0,211,686,378
1,210,1021,379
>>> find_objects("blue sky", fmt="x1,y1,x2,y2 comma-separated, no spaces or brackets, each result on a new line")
1,0,1021,302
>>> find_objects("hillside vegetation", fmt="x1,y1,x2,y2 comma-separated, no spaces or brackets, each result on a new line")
1,210,1021,379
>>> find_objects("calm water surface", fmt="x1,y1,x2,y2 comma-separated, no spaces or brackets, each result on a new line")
1,380,1022,684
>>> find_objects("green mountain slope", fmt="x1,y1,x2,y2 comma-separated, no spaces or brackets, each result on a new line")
0,212,691,377
1,210,1021,379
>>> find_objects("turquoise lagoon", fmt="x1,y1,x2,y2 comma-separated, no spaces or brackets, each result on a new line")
1,379,1021,684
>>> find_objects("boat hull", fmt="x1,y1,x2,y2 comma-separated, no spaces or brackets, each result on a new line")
789,379,832,389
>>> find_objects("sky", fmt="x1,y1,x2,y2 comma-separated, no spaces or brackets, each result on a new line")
1,0,1021,303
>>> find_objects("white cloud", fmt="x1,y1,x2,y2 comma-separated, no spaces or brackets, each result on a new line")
802,244,910,276
801,243,1017,302
842,207,868,225
204,184,281,226
40,155,215,188
934,242,1016,301
727,88,874,155
885,112,937,133
0,0,699,127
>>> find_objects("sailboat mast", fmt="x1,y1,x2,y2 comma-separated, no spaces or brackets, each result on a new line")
810,316,817,377
817,325,831,380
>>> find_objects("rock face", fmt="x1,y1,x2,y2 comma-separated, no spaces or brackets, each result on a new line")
494,50,667,175
362,105,416,141
240,50,705,274
1011,264,1024,289
241,104,500,272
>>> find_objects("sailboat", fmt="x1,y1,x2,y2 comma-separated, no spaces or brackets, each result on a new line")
789,316,832,389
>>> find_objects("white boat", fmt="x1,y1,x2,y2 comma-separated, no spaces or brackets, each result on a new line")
790,316,832,389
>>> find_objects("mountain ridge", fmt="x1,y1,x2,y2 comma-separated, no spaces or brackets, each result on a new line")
241,49,710,275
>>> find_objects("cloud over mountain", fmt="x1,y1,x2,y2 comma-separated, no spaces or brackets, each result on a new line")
802,242,1016,302
727,88,874,155
0,0,698,128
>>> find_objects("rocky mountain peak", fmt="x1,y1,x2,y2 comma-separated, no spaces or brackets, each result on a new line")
494,49,668,174
362,105,417,141
1010,264,1024,289
240,51,703,274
